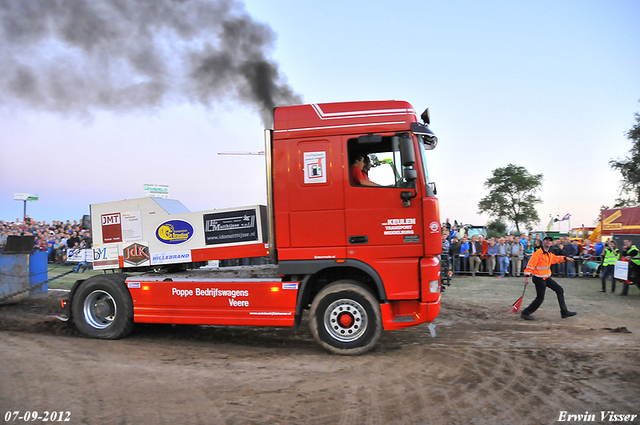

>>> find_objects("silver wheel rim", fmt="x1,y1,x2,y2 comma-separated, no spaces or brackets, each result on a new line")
83,290,117,329
323,298,368,342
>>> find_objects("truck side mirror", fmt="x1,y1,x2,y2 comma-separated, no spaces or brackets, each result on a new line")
404,168,417,182
398,135,415,167
397,135,418,207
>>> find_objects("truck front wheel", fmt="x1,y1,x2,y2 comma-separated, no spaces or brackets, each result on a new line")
71,275,134,339
309,281,382,355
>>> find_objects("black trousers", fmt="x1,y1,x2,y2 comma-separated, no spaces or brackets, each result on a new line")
621,262,640,295
522,276,569,315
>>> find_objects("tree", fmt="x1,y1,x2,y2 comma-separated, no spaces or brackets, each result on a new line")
478,164,543,233
486,220,507,239
610,109,640,207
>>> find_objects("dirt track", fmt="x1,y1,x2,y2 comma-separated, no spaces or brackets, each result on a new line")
1,276,639,425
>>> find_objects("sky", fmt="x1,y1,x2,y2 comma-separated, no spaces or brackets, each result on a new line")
1,0,639,234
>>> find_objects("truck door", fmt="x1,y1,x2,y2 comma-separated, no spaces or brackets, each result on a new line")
344,134,423,299
273,136,347,261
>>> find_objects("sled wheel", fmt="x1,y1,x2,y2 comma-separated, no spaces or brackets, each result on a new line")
71,275,133,339
310,281,382,355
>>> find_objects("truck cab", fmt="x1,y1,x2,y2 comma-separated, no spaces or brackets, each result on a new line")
459,224,488,239
270,101,442,351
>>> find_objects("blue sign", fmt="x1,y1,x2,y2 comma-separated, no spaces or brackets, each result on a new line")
155,220,194,244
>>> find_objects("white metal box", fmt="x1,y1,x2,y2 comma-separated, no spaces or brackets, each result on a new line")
90,198,267,270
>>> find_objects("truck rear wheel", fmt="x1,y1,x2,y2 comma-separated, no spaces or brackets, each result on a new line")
309,281,382,355
71,275,134,339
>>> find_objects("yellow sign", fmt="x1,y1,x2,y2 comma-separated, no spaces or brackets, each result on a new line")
603,210,622,226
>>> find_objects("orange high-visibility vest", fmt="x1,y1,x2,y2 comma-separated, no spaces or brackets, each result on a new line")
523,248,566,279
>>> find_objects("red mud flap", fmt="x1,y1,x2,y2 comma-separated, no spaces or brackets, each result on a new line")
380,296,441,333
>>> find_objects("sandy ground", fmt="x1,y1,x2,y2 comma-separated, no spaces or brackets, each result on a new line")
1,275,639,425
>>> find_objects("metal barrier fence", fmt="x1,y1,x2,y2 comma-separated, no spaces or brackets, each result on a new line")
441,254,604,278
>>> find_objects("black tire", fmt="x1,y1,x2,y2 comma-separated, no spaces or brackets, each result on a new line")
309,280,382,355
71,275,134,339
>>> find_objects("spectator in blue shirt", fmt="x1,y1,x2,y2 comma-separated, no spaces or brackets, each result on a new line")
594,237,604,258
519,234,528,250
496,237,510,278
459,236,470,275
447,225,458,242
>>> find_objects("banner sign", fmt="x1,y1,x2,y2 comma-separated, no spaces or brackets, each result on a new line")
303,151,327,184
93,246,119,270
203,208,260,245
14,193,38,201
67,249,94,263
101,211,143,244
143,184,169,198
602,207,640,234
614,261,629,281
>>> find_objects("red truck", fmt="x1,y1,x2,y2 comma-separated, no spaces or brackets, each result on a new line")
63,100,442,354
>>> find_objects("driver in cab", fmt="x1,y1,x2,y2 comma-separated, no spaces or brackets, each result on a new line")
350,154,381,187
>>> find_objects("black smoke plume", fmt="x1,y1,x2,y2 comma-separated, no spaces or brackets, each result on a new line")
0,0,301,126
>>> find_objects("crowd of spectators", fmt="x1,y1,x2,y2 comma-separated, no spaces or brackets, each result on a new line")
0,215,628,281
441,219,606,279
0,216,92,263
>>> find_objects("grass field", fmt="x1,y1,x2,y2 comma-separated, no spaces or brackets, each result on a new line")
46,264,105,289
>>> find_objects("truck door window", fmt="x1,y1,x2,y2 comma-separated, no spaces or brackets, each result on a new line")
347,136,415,188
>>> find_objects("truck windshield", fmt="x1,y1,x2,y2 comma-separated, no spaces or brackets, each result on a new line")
465,227,488,238
416,135,432,186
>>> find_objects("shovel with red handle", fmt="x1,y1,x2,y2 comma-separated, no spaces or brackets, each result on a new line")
511,280,528,313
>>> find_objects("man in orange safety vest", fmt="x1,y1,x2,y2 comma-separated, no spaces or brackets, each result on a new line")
521,236,576,321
